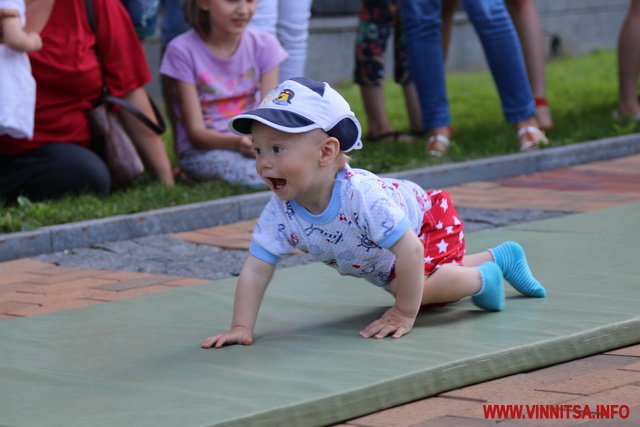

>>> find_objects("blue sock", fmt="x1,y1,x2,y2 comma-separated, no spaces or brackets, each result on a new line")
471,261,505,311
490,242,546,298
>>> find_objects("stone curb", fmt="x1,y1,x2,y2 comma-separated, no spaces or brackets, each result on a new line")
1,133,639,262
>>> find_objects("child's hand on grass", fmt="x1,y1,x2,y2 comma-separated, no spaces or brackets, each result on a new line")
359,306,416,339
201,326,253,349
237,136,256,158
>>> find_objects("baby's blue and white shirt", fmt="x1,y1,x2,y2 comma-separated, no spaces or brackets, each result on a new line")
250,165,431,287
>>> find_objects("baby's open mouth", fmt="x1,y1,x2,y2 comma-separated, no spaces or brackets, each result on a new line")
268,178,287,190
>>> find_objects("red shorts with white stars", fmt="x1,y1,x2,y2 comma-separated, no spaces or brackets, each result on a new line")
419,190,465,276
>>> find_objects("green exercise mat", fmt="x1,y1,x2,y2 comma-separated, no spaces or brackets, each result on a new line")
1,204,639,427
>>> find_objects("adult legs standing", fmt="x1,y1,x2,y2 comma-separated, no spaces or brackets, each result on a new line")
440,0,457,57
442,0,552,129
401,0,452,153
250,0,313,82
506,0,553,129
616,0,640,120
463,0,534,124
276,0,312,81
395,2,423,135
355,0,422,140
463,0,546,151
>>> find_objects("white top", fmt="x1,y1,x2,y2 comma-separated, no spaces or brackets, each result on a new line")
0,0,36,139
250,165,432,287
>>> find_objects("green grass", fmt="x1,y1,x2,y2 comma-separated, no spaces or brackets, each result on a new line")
1,50,637,233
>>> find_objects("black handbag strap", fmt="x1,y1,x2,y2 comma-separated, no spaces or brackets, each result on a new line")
97,94,166,134
85,0,166,135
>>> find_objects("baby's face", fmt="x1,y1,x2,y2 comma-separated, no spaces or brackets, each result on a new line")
251,123,326,201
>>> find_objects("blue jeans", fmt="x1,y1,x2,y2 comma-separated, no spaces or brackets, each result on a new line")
159,0,189,47
120,0,160,39
249,0,313,82
401,0,534,130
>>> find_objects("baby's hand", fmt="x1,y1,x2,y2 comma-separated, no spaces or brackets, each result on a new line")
360,306,416,339
201,326,253,349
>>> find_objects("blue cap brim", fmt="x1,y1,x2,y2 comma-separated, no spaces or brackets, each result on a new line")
231,108,316,135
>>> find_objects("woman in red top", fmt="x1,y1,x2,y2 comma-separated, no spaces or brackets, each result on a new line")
0,0,174,203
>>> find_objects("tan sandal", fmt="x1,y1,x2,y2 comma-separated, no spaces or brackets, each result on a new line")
517,126,548,152
427,134,451,157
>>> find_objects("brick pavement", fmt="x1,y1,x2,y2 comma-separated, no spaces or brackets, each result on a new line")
2,154,640,425
0,258,206,320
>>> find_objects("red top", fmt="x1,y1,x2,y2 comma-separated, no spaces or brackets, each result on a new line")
0,0,152,155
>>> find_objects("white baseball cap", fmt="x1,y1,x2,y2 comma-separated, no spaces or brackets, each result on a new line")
229,77,363,152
